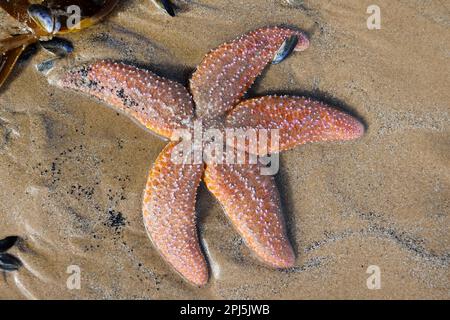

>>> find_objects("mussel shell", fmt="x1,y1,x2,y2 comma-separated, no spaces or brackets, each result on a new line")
272,35,298,64
18,43,39,63
40,37,74,57
0,253,22,272
27,4,55,34
0,236,19,253
36,58,57,75
53,16,62,34
152,0,176,17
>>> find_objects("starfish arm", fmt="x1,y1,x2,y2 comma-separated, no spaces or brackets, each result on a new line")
226,96,365,155
49,60,195,139
190,26,309,120
142,142,208,286
204,163,295,268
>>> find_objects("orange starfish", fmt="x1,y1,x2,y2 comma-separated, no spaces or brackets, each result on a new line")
49,26,364,286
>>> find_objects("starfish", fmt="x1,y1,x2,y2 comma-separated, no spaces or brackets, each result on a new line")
48,26,364,286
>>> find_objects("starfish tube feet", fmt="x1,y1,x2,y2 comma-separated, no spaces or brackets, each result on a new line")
204,163,295,268
226,96,365,155
48,60,195,139
142,142,208,286
190,26,309,120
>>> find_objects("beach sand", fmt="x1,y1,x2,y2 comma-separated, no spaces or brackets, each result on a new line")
0,0,448,299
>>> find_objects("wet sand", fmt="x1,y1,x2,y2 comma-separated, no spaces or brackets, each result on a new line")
0,0,449,299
